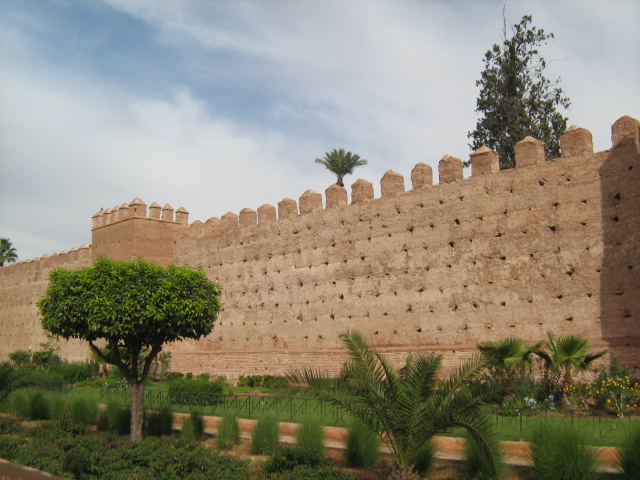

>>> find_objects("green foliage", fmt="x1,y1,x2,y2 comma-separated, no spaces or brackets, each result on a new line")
237,374,289,389
69,397,98,425
618,424,640,479
168,377,226,407
144,406,174,436
182,410,205,441
532,331,608,405
109,404,132,435
0,422,251,480
96,412,111,432
468,14,570,169
27,389,51,420
166,371,185,381
273,465,357,480
263,445,325,474
344,419,380,468
50,361,99,384
531,422,597,480
8,350,32,368
217,412,240,449
38,257,222,441
295,415,325,458
251,411,280,454
287,330,506,475
314,148,367,187
462,426,505,480
0,361,23,404
411,441,436,477
0,416,22,434
148,351,172,382
0,237,18,266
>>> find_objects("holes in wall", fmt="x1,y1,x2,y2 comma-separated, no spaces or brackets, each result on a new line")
454,219,460,225
495,232,502,238
611,216,619,222
448,241,455,248
361,255,366,261
565,266,574,276
500,256,506,261
383,312,388,316
549,225,557,232
429,223,435,229
614,291,624,296
339,294,344,300
407,225,414,233
539,180,545,186
416,327,422,333
552,202,559,209
439,199,444,205
406,304,412,313
417,287,424,293
565,316,573,322
500,301,506,307
556,294,563,299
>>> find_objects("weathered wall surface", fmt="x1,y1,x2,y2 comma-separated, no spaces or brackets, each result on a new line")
1,117,638,379
0,246,93,361
167,117,639,378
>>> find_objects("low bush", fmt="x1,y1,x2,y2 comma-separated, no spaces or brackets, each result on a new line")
145,406,174,437
27,390,51,420
531,422,597,480
618,424,640,479
237,374,288,389
462,428,504,480
50,361,99,384
70,397,98,425
412,440,436,478
165,371,185,381
274,465,357,480
263,445,325,474
96,412,110,432
168,377,225,407
108,404,131,435
251,411,280,454
343,420,379,468
182,410,205,441
0,416,22,434
217,413,240,450
295,415,325,458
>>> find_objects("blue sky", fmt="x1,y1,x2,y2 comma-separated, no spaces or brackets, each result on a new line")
1,0,639,261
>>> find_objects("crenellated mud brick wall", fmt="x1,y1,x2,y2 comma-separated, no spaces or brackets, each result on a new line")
1,116,638,378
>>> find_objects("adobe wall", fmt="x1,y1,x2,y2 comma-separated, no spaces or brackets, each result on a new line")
0,116,638,380
0,246,93,362
166,116,639,379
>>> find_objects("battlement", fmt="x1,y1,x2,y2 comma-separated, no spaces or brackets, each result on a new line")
180,116,636,238
91,198,189,229
1,244,92,270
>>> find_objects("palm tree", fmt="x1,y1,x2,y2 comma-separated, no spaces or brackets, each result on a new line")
287,331,506,479
477,337,541,381
314,148,367,187
0,361,23,404
0,238,18,266
532,331,608,398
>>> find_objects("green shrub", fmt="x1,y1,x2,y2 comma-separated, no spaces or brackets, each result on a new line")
343,420,379,468
237,375,288,389
10,391,29,418
531,423,597,480
63,451,91,480
618,424,640,480
145,406,174,437
0,416,22,434
166,371,185,381
8,350,32,368
96,412,111,432
27,390,51,420
251,411,280,454
168,377,225,407
50,362,99,384
295,415,325,458
70,397,98,425
217,413,240,449
263,445,325,473
109,405,132,435
197,373,211,381
182,411,205,441
462,428,504,480
412,440,436,477
274,465,357,480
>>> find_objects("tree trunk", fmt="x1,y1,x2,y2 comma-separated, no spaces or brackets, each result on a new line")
129,381,146,441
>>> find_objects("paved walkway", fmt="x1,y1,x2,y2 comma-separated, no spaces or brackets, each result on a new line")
0,459,70,480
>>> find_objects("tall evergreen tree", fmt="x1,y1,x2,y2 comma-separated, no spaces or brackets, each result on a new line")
468,14,570,170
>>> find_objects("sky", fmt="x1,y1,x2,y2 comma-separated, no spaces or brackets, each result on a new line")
1,0,639,262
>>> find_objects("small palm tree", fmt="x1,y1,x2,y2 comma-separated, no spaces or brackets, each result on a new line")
0,361,23,404
477,337,541,381
314,148,367,187
0,238,18,267
287,331,507,479
533,331,608,397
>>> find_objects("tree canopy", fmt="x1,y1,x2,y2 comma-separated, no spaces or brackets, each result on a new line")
38,257,222,440
468,14,570,170
315,148,367,187
0,238,18,266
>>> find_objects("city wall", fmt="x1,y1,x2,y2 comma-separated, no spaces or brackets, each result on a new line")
1,116,638,378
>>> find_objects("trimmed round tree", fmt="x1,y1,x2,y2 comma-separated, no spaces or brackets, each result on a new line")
38,257,222,441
